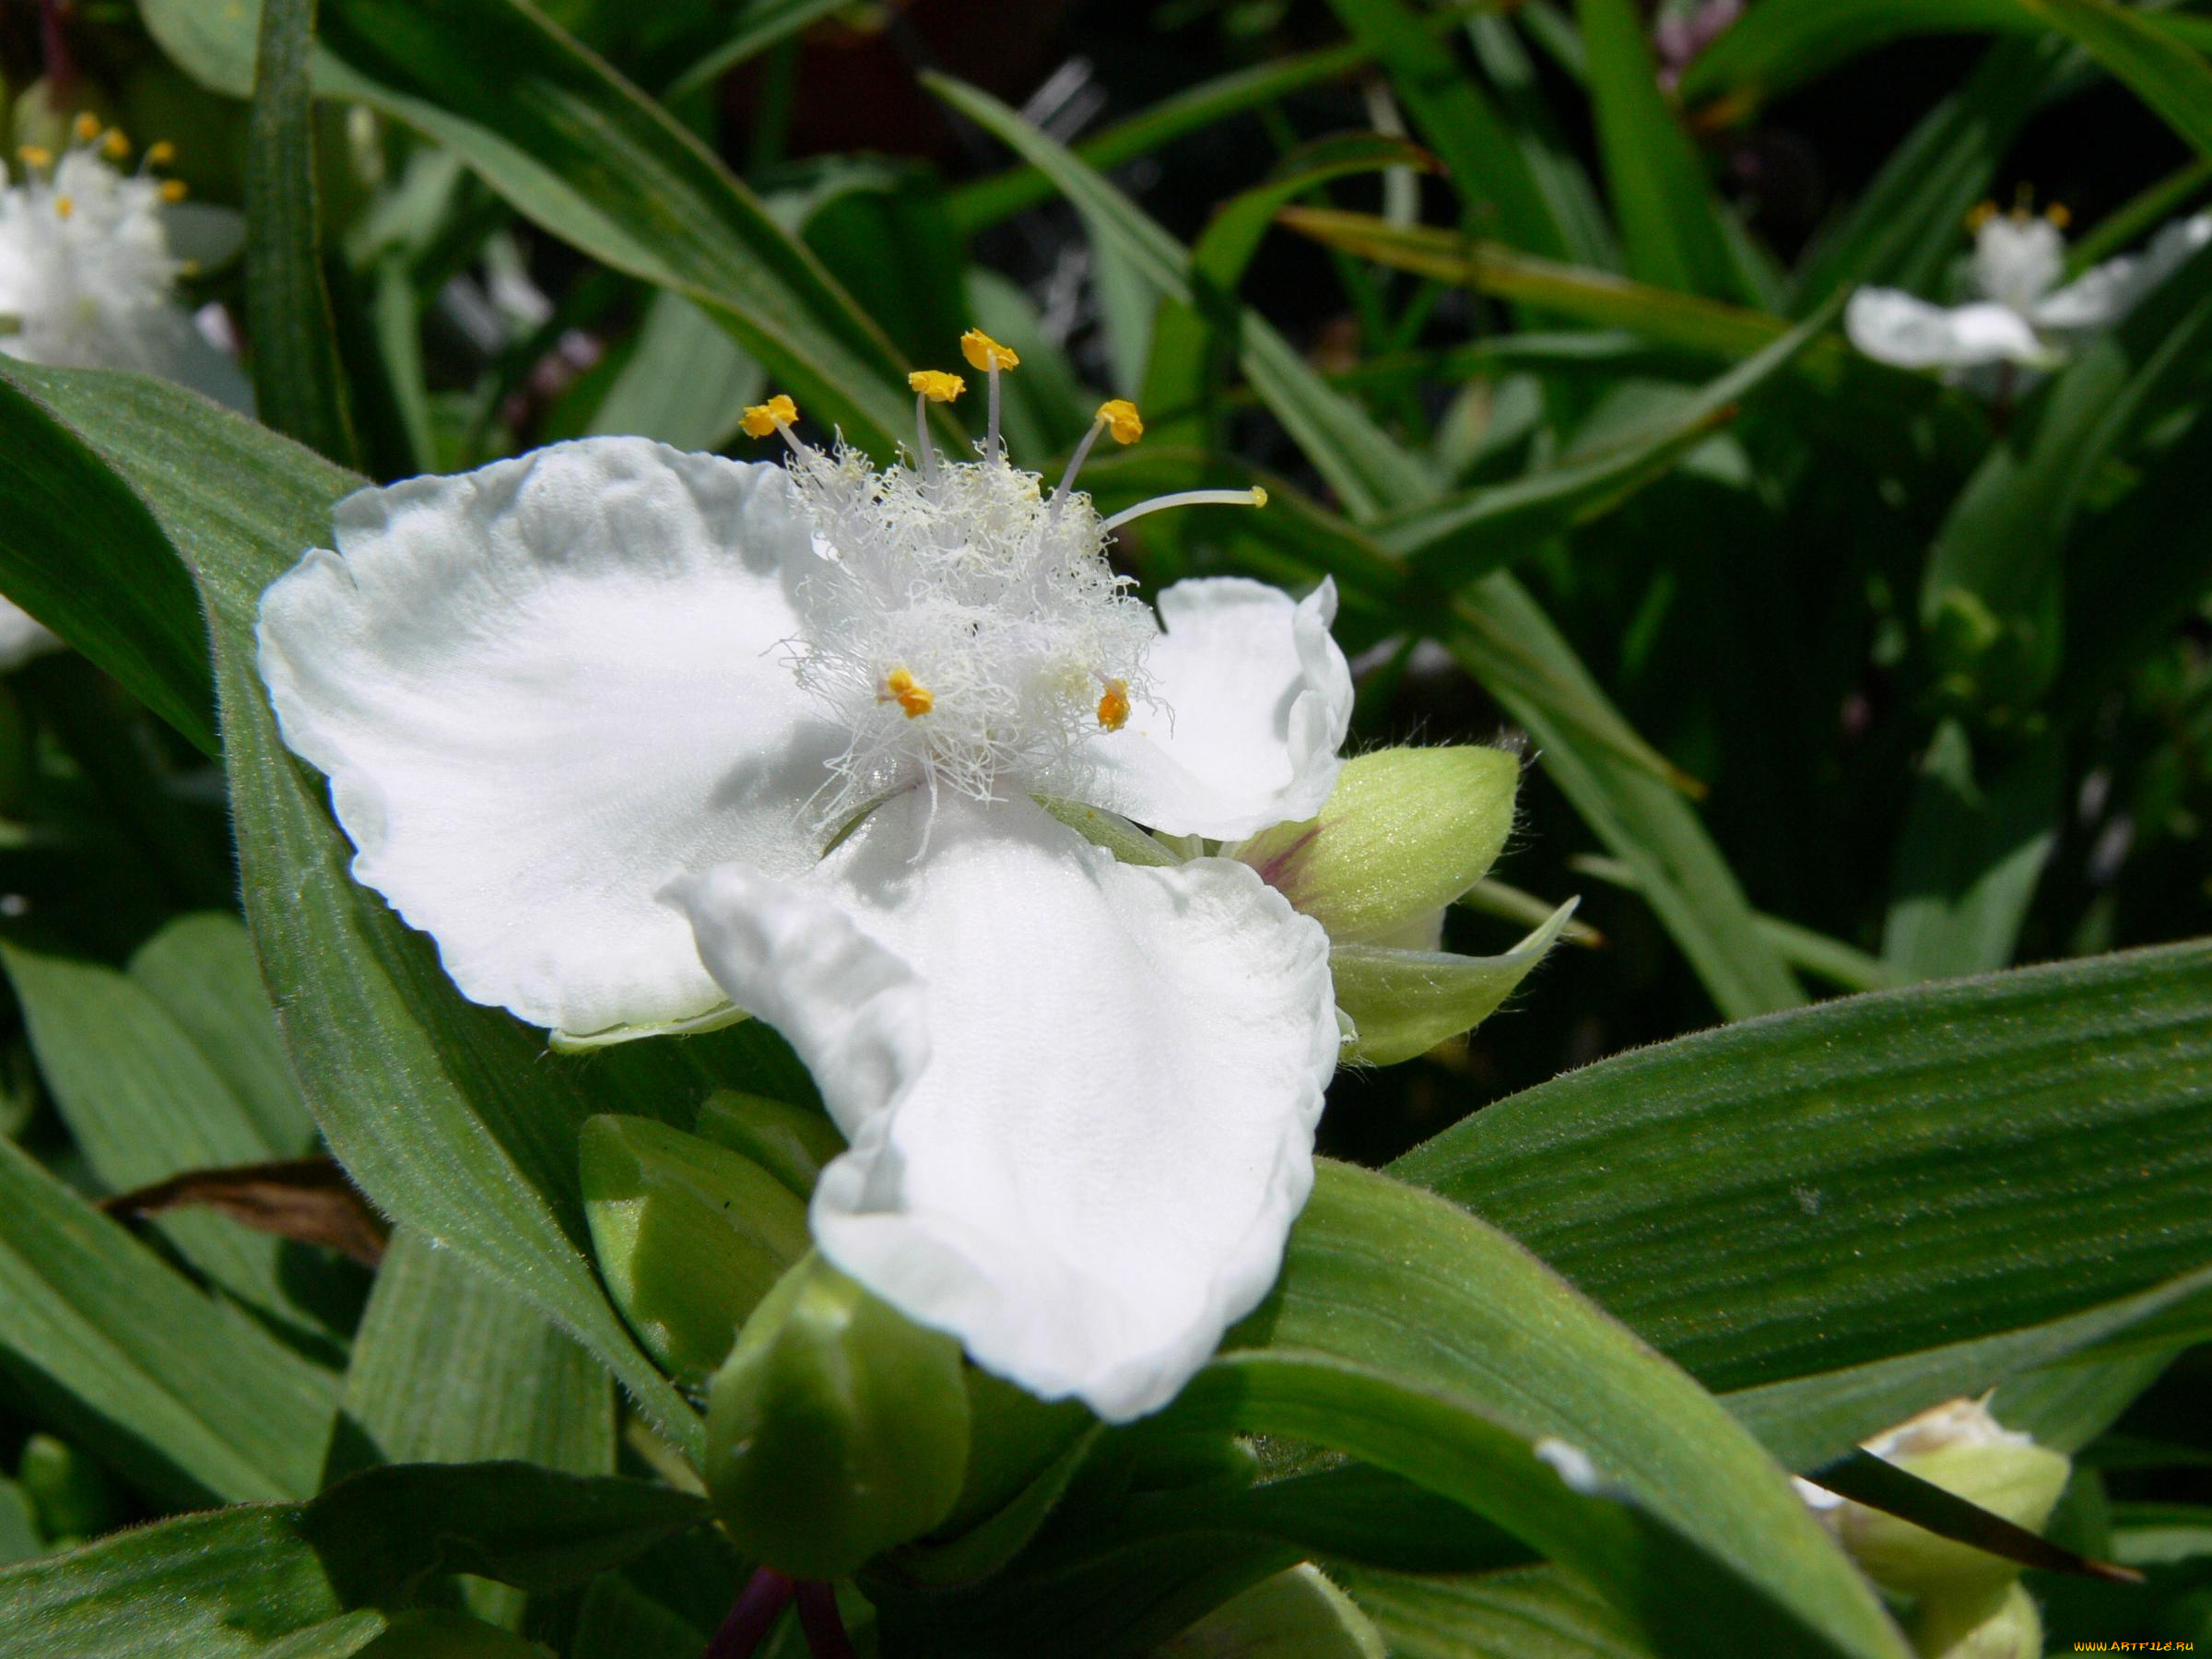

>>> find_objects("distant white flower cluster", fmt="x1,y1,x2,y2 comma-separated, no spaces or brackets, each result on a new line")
1848,198,2212,376
0,117,249,669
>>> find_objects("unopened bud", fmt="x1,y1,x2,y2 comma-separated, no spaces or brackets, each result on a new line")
1811,1400,2071,1602
1230,747,1519,947
1915,1582,2042,1659
705,1255,970,1579
692,1088,846,1200
580,1115,809,1387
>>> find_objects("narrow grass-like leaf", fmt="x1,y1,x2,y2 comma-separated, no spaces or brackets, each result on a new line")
0,376,215,753
1395,941,2212,1406
1335,1564,1647,1659
2012,0,2212,159
244,0,359,465
1575,0,1751,301
662,0,852,103
0,940,347,1354
143,0,913,454
1320,0,1568,256
0,1135,335,1507
0,359,700,1457
127,913,318,1158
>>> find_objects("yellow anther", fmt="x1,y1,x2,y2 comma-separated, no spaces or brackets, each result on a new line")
738,394,799,439
2046,202,2072,229
53,195,74,220
880,667,934,719
1097,677,1131,732
18,145,53,170
146,140,178,168
1250,486,1269,509
102,129,131,161
1096,399,1144,444
1965,200,1998,231
73,112,101,144
908,370,966,403
960,328,1020,373
159,178,189,203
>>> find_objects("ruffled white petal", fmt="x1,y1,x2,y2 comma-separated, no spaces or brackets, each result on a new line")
1064,577,1351,841
671,790,1338,1421
2033,209,2212,333
258,437,844,1037
1844,288,2051,371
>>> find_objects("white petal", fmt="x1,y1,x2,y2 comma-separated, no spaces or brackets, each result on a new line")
258,437,843,1037
1065,577,1352,841
0,597,63,673
1844,288,2051,370
672,790,1338,1421
2034,209,2212,333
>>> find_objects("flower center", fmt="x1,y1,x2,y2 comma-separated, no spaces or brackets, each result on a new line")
742,339,1266,828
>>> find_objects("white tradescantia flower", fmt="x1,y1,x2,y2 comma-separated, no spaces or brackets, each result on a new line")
0,116,251,668
1846,199,2212,374
256,333,1351,1420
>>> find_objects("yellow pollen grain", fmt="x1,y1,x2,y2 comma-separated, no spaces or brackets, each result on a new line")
2046,202,2072,229
18,146,53,170
908,369,965,403
159,179,189,203
738,394,799,438
960,328,1019,372
1096,399,1144,444
146,141,178,168
1965,200,1997,231
53,196,74,220
1250,486,1269,508
881,668,934,719
1097,678,1131,732
102,129,131,161
73,112,101,144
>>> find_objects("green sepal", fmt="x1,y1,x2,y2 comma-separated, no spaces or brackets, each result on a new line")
547,1003,747,1053
1912,1581,2041,1659
706,1253,971,1579
578,1115,810,1388
1334,900,1577,1065
1231,747,1521,945
693,1088,848,1201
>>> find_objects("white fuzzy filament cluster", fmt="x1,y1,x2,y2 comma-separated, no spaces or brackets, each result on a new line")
785,442,1158,826
0,141,183,368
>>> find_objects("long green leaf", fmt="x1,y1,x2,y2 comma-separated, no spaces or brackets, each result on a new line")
1574,0,1751,301
0,359,700,1457
1394,941,2212,1409
0,1135,335,1508
0,1466,707,1658
0,376,215,753
245,0,359,465
1320,0,1568,257
1164,1164,1911,1659
1336,1564,1648,1659
2013,0,2212,159
143,0,913,454
0,939,347,1355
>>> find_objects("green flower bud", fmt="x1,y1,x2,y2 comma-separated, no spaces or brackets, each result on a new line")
1913,1583,2041,1659
1820,1400,2071,1603
1230,747,1519,947
706,1254,970,1579
692,1088,847,1200
1155,1565,1386,1657
579,1115,810,1387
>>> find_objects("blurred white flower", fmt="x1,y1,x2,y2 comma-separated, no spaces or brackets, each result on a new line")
0,118,251,668
256,338,1352,1420
1847,201,2212,374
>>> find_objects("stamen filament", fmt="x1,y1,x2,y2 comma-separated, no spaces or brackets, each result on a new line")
906,371,963,487
1054,400,1145,514
914,392,939,483
959,328,1020,463
1100,487,1267,535
1053,420,1107,504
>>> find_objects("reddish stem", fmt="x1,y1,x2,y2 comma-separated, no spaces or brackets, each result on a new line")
795,1582,859,1659
703,1569,794,1659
